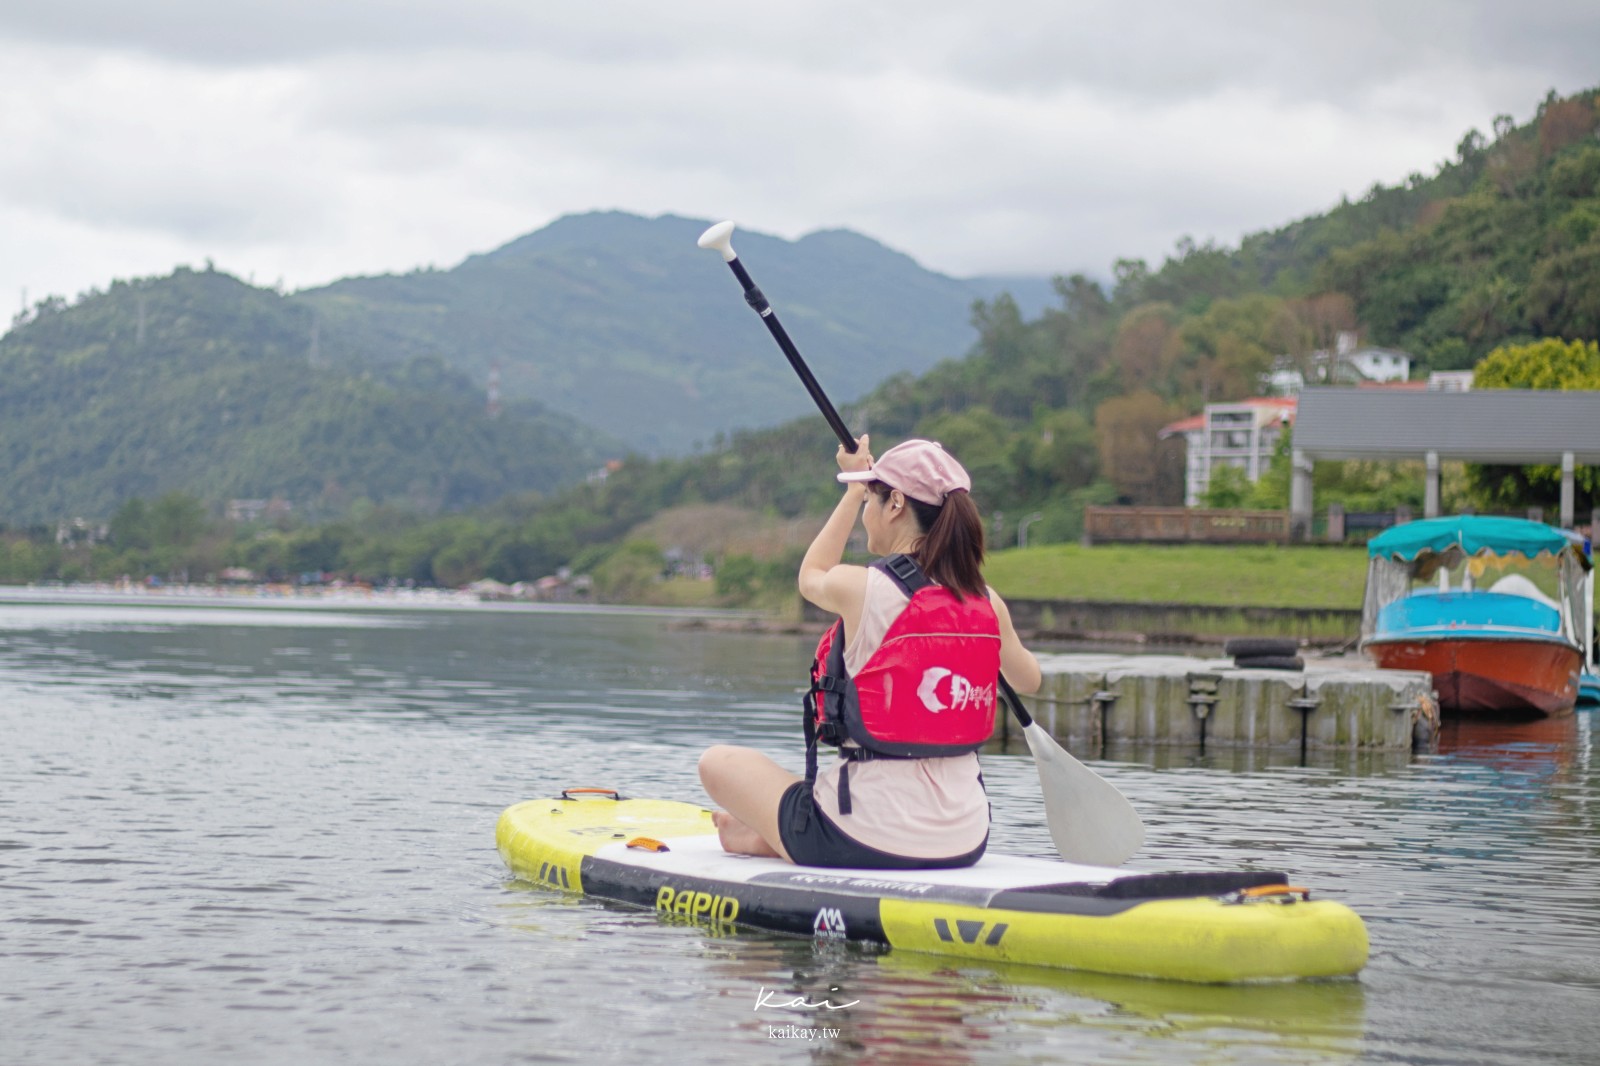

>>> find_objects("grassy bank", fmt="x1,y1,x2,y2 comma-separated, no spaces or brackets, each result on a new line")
983,543,1369,609
647,543,1372,614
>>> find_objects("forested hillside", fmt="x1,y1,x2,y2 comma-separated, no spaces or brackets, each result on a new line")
296,212,1046,454
0,268,614,526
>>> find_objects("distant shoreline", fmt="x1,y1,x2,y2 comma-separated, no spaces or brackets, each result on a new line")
0,583,761,621
0,583,1353,648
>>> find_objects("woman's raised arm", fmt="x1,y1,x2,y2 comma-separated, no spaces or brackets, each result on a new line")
988,589,1041,694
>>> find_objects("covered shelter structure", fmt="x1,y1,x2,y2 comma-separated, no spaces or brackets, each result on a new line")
1291,387,1600,539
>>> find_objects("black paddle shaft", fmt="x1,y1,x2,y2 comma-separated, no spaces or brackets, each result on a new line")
999,675,1034,728
722,257,857,453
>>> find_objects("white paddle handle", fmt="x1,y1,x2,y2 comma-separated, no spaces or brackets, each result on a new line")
697,220,738,261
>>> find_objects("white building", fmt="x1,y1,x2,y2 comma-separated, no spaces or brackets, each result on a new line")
1160,397,1298,507
1266,332,1413,395
1426,370,1474,392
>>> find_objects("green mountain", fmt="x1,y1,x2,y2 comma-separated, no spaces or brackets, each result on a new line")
295,212,1042,454
0,267,614,526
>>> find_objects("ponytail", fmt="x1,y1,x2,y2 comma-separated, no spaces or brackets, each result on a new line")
869,482,986,599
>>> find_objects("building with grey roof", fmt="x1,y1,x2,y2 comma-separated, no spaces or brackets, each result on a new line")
1291,387,1600,537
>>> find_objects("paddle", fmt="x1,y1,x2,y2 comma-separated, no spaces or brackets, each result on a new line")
697,220,1146,866
695,221,857,454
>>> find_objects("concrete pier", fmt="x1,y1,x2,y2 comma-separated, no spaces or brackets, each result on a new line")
998,653,1436,752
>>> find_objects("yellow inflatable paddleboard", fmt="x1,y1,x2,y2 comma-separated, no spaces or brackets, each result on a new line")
496,789,1368,984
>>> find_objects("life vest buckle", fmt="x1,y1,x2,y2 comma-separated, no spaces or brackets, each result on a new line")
883,552,928,591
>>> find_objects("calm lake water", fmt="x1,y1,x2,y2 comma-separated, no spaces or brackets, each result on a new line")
2,598,1598,1065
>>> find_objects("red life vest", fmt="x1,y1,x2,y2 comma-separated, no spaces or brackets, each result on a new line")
803,554,1000,814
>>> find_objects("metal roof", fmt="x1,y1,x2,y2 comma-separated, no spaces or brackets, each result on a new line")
1294,387,1600,463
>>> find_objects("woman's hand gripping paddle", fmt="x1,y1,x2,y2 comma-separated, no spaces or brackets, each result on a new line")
697,219,1145,867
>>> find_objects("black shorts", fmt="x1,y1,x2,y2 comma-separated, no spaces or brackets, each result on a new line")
776,781,987,870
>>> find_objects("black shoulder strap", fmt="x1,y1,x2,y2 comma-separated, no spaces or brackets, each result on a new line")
875,553,932,598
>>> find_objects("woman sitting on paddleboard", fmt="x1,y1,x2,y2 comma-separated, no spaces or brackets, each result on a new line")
700,437,1041,869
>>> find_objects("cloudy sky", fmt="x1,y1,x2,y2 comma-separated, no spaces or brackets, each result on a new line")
2,1,1596,313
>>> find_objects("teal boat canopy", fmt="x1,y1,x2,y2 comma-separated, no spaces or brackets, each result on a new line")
1367,515,1582,563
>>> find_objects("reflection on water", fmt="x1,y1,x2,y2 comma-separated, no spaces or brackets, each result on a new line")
1438,713,1583,764
2,601,1598,1065
866,952,1367,1065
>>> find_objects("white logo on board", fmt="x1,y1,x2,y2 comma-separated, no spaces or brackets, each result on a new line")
813,907,847,939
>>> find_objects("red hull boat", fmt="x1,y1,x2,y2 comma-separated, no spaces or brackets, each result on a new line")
1365,636,1581,717
1360,517,1593,720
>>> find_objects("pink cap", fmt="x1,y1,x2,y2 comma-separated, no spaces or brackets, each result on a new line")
837,439,972,505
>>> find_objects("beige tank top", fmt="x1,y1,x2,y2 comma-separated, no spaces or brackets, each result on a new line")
811,566,990,858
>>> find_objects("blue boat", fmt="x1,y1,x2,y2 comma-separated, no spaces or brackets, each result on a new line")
1361,516,1593,717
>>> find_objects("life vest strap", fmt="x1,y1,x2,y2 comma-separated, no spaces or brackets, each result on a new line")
796,692,818,836
835,745,913,816
881,552,932,597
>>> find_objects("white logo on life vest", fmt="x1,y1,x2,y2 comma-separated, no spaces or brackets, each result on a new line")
917,667,991,713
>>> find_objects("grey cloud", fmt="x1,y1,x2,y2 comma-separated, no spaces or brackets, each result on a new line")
1,0,533,63
897,1,1599,115
1,0,1597,309
6,0,1596,103
0,47,328,243
0,1,886,67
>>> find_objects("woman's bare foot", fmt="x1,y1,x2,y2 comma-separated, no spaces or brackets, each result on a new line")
713,810,781,858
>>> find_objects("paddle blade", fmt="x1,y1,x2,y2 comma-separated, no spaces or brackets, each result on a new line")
1021,722,1145,867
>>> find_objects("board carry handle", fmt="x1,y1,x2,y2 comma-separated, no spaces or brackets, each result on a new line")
625,837,671,852
559,787,626,801
1230,884,1310,903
